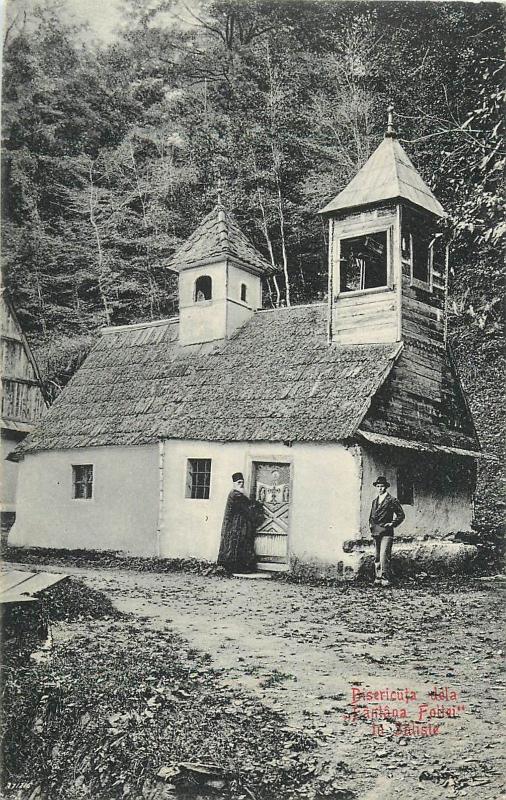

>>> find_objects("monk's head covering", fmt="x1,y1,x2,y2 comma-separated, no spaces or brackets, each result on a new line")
232,472,244,482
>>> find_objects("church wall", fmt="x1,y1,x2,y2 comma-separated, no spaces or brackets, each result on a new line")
287,442,360,563
160,439,360,565
9,444,160,554
178,260,227,345
227,264,261,309
1,430,24,513
359,443,475,538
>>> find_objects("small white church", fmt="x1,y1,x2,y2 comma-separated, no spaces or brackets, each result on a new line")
9,120,482,576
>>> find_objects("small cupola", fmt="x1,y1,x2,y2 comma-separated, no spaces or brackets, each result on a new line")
169,187,275,346
319,107,446,346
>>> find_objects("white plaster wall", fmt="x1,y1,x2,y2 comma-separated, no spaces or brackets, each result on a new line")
9,444,160,554
179,261,228,345
359,444,474,536
226,301,253,338
161,440,361,564
179,261,227,307
288,443,361,563
179,300,227,345
228,264,261,309
1,440,19,512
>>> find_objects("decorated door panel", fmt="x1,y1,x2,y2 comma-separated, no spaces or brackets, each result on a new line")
252,462,290,564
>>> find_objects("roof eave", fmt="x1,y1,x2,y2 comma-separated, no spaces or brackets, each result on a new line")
169,252,278,276
357,429,484,460
318,195,446,219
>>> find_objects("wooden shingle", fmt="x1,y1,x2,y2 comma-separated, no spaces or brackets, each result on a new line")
320,136,445,218
168,202,277,274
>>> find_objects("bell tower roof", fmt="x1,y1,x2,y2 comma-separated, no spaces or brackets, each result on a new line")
168,199,276,275
319,132,445,219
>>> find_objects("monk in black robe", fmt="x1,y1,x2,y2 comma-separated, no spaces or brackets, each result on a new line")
217,472,258,573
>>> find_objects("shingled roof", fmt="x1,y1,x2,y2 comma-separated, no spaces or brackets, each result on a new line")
319,135,445,218
16,305,403,454
168,200,277,274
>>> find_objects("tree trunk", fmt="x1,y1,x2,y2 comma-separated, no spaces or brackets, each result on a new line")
88,163,111,326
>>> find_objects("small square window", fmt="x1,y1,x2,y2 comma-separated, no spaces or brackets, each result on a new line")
73,465,93,499
186,459,211,499
397,468,414,505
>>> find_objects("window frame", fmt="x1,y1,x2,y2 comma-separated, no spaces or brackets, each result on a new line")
240,283,247,303
72,464,94,501
185,458,212,500
409,232,434,291
336,225,393,297
194,275,213,303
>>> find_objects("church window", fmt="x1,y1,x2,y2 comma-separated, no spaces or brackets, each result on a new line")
195,275,212,302
339,230,388,292
72,465,93,499
186,458,211,499
402,211,434,289
240,283,247,302
411,231,431,285
397,467,414,505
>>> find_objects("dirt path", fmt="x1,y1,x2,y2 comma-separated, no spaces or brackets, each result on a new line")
17,564,505,799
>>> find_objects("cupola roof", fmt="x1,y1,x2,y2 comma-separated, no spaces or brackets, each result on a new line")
168,199,277,274
319,134,445,218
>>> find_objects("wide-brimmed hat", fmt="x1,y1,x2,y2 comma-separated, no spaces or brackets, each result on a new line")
373,476,390,487
232,472,244,482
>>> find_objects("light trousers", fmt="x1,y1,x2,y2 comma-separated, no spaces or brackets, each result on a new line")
374,535,393,580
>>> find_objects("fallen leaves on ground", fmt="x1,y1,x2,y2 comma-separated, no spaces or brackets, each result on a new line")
1,612,356,800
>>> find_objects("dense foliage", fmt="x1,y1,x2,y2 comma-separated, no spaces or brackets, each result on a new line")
2,1,504,526
3,1,504,333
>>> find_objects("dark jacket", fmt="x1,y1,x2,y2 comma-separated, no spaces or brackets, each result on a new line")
369,493,405,537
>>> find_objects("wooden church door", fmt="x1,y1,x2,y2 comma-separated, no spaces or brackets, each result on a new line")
251,462,290,568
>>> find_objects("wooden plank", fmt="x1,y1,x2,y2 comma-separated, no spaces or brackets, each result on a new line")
336,290,396,308
336,307,397,325
336,311,398,334
0,570,68,596
403,320,444,345
0,594,37,604
382,394,439,418
336,325,398,345
402,295,441,320
395,361,443,385
370,402,437,430
403,307,443,335
337,300,397,320
395,362,442,386
402,344,447,366
402,279,445,308
334,207,397,227
21,573,69,595
391,374,441,402
0,570,35,593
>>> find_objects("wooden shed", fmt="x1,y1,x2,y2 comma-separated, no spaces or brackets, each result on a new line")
1,292,47,530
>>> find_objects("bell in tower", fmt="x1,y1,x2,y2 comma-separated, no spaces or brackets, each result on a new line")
319,107,446,346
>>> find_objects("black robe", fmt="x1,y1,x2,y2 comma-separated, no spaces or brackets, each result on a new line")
217,490,258,572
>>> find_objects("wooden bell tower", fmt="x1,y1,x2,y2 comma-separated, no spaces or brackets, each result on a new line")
320,107,447,348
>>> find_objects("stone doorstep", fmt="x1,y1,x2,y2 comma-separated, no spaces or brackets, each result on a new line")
232,572,272,580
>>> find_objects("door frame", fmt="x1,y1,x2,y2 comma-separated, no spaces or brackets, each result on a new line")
246,454,294,572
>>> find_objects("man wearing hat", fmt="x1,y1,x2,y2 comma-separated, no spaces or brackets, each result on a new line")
369,476,405,586
217,472,260,574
